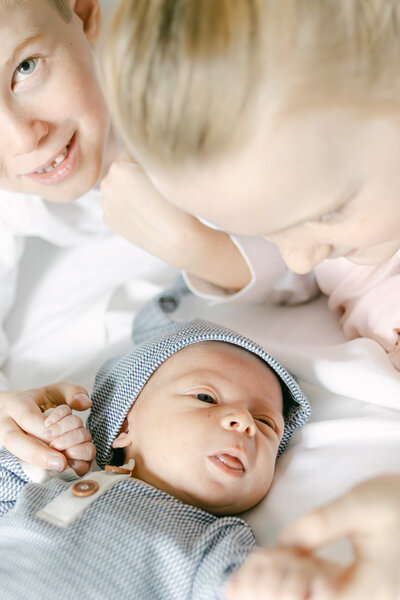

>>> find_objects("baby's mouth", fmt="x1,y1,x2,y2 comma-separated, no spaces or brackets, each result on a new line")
210,453,245,472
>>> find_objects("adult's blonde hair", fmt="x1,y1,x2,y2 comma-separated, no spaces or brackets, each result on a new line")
104,0,400,164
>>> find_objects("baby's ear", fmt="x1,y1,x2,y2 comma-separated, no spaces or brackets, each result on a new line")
112,416,131,448
112,432,132,449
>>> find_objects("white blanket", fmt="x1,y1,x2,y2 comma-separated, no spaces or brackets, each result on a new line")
175,295,400,561
7,236,400,569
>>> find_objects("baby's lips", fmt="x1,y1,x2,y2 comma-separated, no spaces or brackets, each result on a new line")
212,453,245,472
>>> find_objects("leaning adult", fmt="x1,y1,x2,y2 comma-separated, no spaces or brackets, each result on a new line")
99,2,400,598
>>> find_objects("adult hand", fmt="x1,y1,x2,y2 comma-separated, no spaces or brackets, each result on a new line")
0,381,94,475
279,474,400,600
101,149,251,290
225,546,342,600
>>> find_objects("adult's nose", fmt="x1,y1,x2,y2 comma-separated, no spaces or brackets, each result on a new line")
221,409,256,437
268,230,332,274
280,242,332,273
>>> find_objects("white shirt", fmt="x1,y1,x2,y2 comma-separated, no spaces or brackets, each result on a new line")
184,234,319,305
0,188,175,392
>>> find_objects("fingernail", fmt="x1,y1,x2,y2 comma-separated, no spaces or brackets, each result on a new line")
48,456,64,472
44,411,57,428
74,393,91,404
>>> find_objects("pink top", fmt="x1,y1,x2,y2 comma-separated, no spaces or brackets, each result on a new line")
314,253,400,369
184,235,400,370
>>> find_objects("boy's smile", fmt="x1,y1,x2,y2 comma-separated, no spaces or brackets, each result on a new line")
0,0,113,203
24,131,76,183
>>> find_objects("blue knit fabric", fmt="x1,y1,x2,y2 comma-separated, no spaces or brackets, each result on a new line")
0,467,256,599
88,280,311,468
0,283,310,599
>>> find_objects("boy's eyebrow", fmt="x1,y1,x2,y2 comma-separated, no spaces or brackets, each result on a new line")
6,31,48,66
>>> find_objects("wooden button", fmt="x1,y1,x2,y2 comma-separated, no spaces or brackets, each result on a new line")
72,480,99,497
104,465,131,475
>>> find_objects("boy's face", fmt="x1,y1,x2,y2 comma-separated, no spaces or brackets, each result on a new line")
0,0,111,203
119,342,284,515
143,95,400,273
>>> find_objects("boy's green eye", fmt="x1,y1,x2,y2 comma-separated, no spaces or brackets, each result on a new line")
196,393,215,404
14,58,36,83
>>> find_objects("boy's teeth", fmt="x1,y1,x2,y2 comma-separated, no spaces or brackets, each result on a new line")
53,152,66,166
36,146,68,174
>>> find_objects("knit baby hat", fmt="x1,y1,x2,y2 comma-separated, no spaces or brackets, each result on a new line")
88,280,311,468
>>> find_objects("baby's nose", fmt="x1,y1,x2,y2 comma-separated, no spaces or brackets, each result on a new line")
221,412,256,437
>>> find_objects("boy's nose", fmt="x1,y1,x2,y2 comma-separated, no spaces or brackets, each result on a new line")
1,108,49,156
221,410,256,437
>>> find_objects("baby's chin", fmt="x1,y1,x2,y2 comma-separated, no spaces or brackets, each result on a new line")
182,489,268,516
137,469,270,515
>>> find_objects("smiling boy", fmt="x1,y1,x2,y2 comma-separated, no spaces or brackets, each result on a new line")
0,0,115,202
0,0,178,475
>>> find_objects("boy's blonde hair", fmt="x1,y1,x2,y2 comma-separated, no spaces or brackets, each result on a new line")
1,0,72,20
104,0,400,165
50,0,72,20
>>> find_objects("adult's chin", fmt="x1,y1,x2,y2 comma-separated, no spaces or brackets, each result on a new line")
348,242,400,266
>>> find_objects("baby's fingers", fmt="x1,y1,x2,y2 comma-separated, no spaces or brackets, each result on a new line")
3,424,67,472
48,426,92,453
64,441,95,462
67,459,91,477
43,412,84,442
43,404,72,428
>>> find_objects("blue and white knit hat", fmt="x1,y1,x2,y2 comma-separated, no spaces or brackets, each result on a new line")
88,279,311,469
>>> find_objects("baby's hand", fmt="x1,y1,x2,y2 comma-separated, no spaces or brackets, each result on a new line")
43,405,95,477
0,381,94,475
225,546,341,600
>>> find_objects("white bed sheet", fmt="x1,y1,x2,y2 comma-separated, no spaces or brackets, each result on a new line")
176,296,400,563
6,237,400,572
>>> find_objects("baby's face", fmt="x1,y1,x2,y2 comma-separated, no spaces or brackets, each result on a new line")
143,89,400,273
0,0,113,202
122,342,284,515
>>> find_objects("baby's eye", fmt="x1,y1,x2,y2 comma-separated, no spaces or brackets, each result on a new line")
256,416,276,430
196,393,216,404
13,58,37,84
